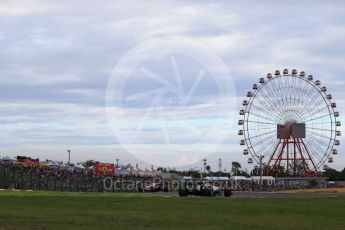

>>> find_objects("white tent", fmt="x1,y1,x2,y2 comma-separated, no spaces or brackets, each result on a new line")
1,156,16,162
204,176,230,181
182,176,193,181
250,176,275,185
231,176,251,181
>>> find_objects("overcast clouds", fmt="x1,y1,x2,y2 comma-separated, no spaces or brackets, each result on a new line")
0,0,344,170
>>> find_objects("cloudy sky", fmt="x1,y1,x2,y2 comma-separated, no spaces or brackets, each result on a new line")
0,0,344,171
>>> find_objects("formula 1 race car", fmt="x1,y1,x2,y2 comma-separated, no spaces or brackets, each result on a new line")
178,179,232,197
144,183,169,192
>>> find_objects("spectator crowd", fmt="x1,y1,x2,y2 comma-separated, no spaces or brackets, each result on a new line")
0,157,161,192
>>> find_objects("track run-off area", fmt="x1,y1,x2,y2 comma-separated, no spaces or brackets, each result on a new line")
0,190,345,230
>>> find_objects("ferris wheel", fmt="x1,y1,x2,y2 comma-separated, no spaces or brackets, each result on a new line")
238,69,341,176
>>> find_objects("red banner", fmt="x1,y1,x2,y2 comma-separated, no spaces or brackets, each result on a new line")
95,163,115,175
17,156,40,167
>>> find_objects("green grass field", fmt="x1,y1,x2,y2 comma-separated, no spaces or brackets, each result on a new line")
0,191,345,230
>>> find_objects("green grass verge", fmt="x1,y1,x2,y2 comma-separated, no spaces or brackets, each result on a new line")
0,191,344,230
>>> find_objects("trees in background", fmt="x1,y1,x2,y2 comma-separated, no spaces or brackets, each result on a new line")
323,168,345,181
231,162,241,176
84,160,96,168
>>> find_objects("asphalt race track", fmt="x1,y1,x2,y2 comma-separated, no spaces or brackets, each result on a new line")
231,191,342,199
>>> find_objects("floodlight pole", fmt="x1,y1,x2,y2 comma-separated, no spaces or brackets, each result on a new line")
258,155,264,192
202,158,207,176
67,150,71,164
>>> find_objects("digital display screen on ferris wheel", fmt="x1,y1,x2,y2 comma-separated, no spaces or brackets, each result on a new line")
277,123,306,139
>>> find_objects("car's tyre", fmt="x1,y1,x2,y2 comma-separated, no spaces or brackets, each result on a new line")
178,189,188,197
224,189,232,197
